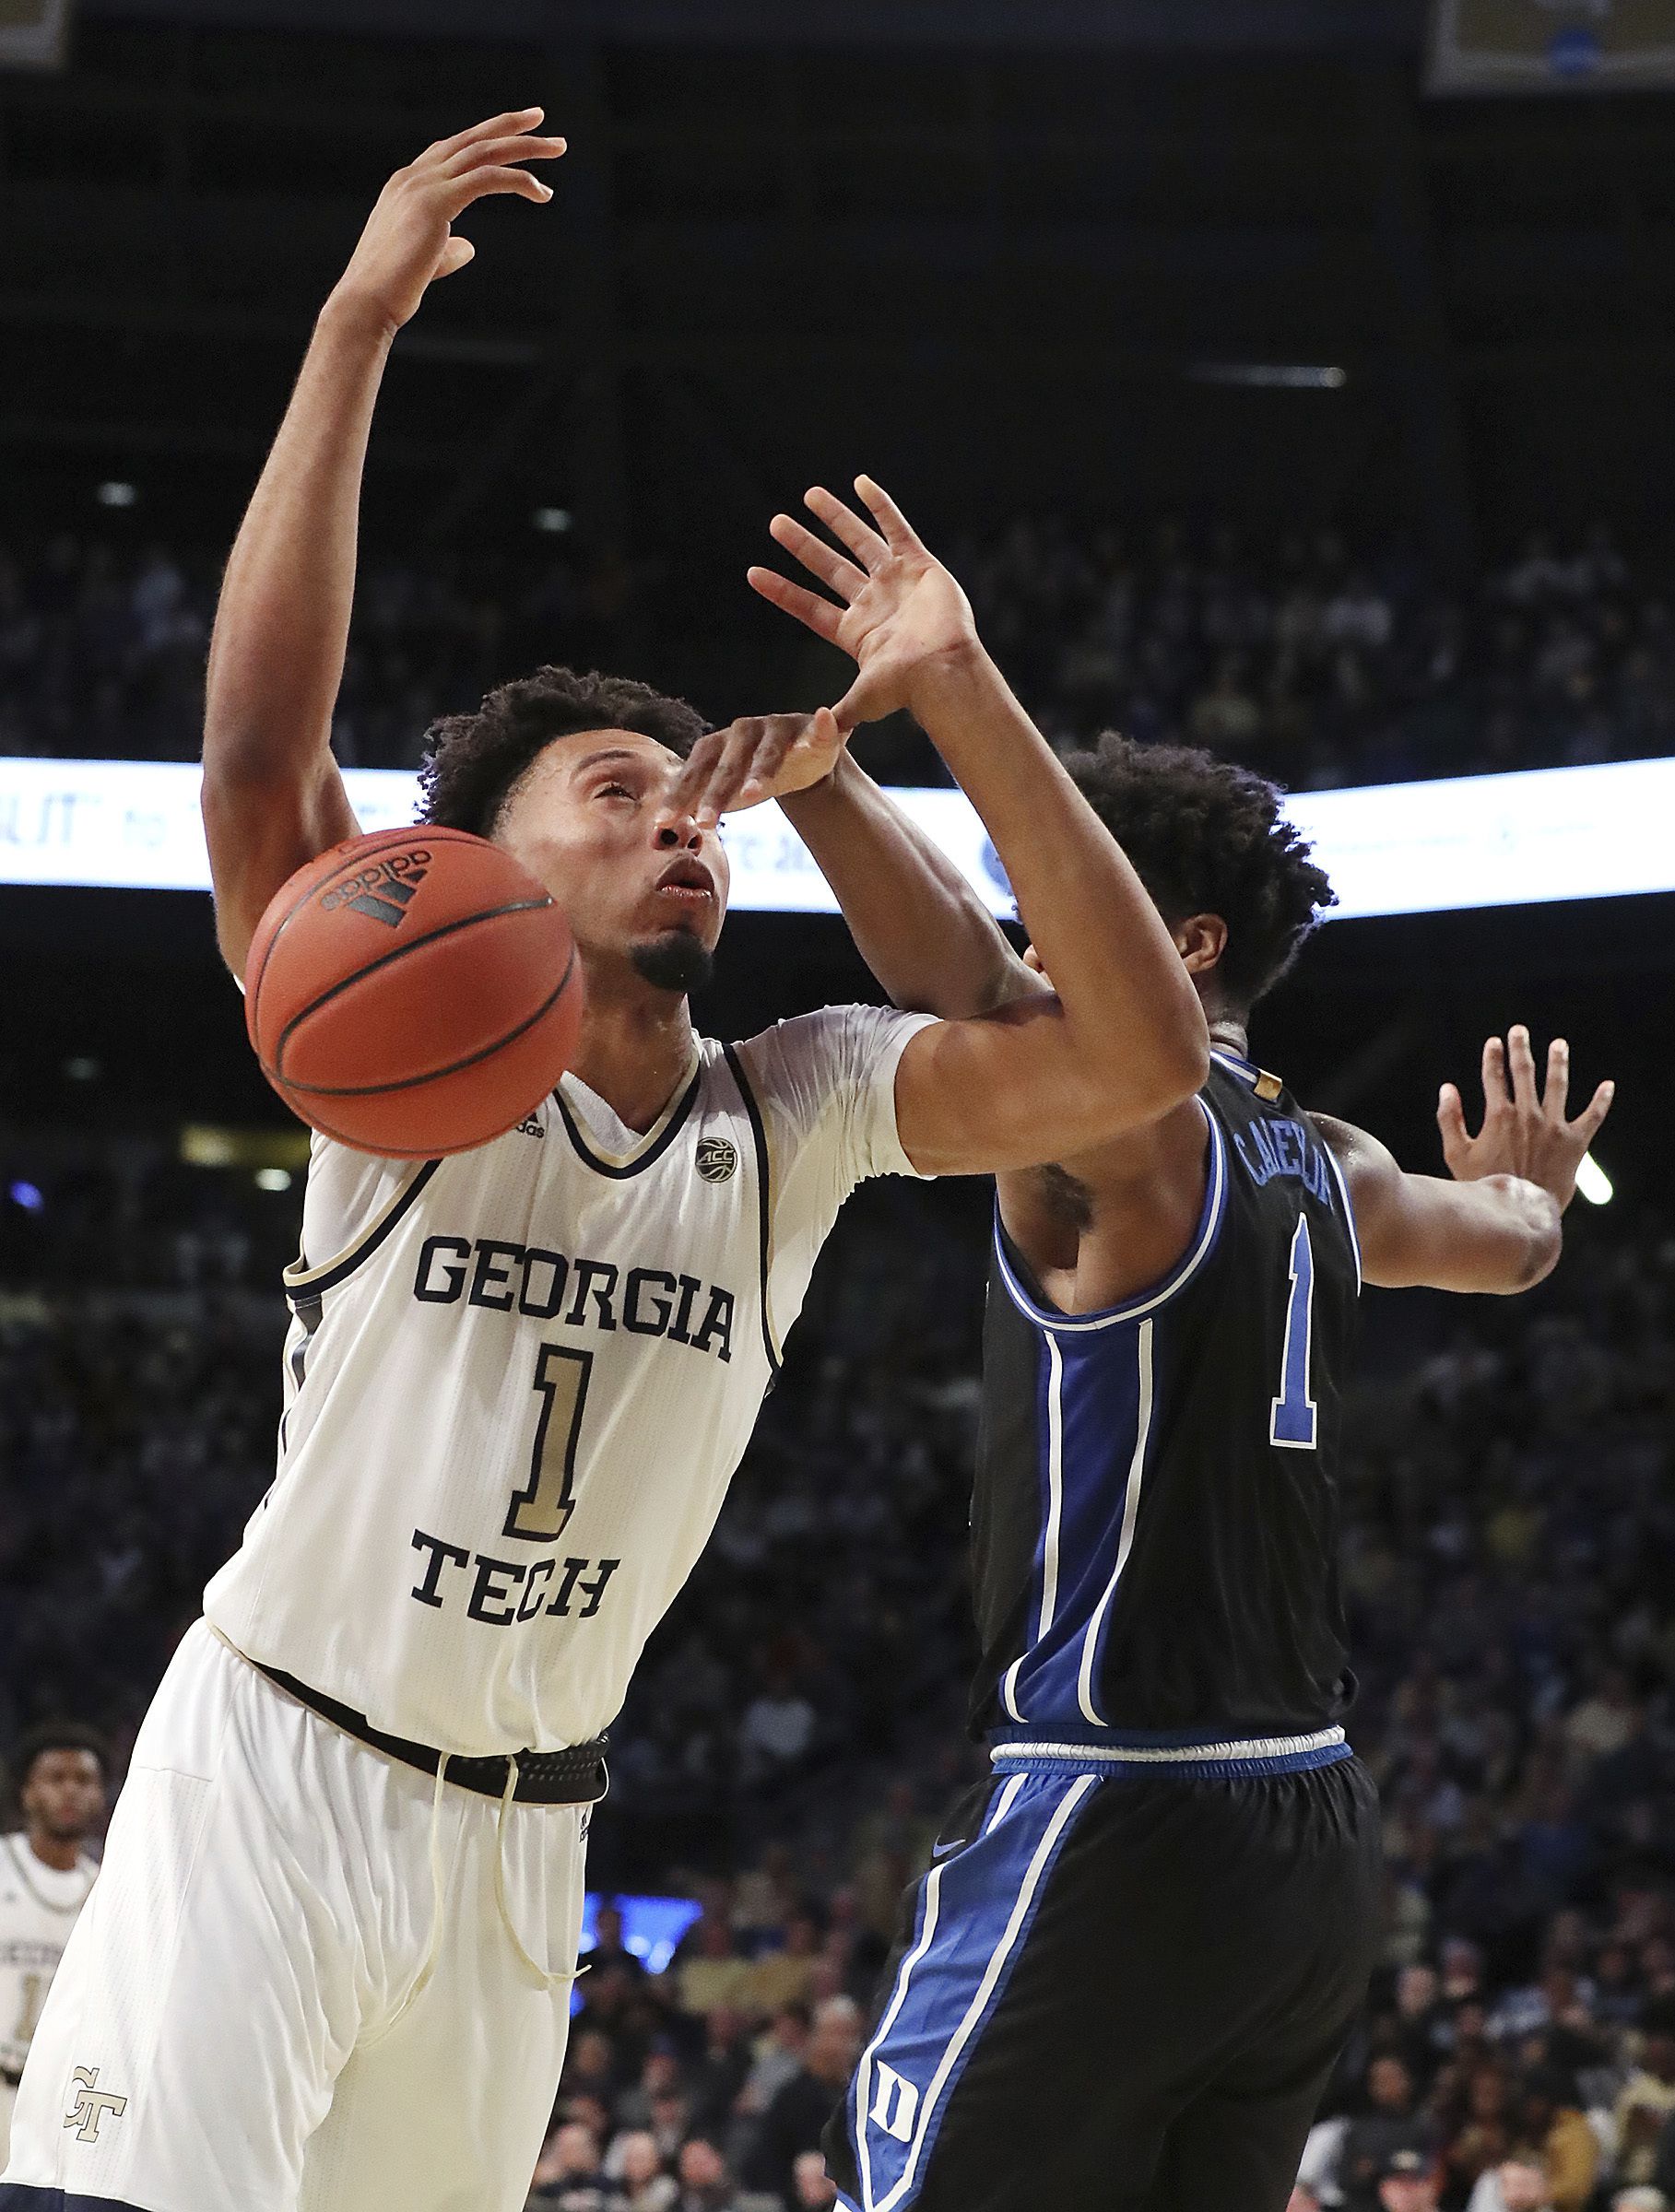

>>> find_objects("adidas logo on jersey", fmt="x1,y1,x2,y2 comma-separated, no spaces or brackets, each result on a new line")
514,1114,546,1139
319,847,431,928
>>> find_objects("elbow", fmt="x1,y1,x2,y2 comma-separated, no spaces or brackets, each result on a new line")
1120,1023,1211,1126
1516,1213,1563,1292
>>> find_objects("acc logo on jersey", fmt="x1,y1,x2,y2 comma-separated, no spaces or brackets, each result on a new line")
695,1137,738,1184
319,848,431,928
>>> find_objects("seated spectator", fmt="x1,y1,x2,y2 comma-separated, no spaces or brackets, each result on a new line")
744,1998,863,2209
740,1913,823,2017
672,2136,740,2212
1376,2148,1439,2212
1466,2154,1555,2212
1514,2070,1598,2211
530,2120,621,2210
1618,2030,1675,2186
790,2150,836,2210
610,2130,677,2212
678,1914,753,2019
1336,2056,1436,2207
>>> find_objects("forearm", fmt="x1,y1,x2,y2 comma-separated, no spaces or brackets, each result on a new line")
203,296,391,784
905,645,1208,1102
778,753,1036,1018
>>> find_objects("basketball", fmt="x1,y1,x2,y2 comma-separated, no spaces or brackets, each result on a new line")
243,827,584,1158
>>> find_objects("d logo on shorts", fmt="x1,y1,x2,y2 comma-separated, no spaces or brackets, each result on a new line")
64,2065,128,2143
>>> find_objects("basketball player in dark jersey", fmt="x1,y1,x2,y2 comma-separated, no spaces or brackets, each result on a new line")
683,620,1613,2210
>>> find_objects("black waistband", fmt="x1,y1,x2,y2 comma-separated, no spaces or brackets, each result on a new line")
255,1663,608,1806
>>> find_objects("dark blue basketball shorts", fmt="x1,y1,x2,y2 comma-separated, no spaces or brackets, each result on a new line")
824,1741,1381,2212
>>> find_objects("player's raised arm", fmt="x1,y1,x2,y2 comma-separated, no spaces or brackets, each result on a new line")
1315,1028,1614,1293
200,111,564,980
746,478,1209,1175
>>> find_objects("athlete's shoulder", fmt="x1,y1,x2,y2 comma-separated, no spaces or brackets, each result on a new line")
731,1004,934,1125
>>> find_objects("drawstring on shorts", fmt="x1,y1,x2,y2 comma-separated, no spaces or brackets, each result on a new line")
383,1752,584,2032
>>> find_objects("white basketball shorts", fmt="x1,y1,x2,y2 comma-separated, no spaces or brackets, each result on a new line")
0,1620,587,2212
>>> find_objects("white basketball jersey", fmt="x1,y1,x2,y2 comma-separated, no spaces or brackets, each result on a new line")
205,1005,932,1758
0,1834,97,2075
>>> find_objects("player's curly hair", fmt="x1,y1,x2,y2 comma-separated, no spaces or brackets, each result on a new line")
12,1719,110,1791
1062,734,1337,1010
419,665,708,838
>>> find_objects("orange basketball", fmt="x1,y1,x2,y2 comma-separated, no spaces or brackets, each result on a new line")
244,827,584,1159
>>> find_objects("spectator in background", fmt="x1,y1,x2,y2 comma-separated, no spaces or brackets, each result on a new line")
1515,2070,1598,2212
790,2150,836,2209
1336,2056,1436,2207
1467,2154,1555,2212
1377,2149,1440,2212
672,2136,741,2212
1618,2030,1675,2187
745,1999,863,2209
530,2120,620,2211
610,2130,677,2212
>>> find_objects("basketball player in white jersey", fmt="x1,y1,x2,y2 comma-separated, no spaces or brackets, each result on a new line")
1,113,1211,2212
0,1730,103,2168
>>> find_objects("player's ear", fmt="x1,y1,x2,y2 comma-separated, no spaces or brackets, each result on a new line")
1174,912,1228,976
1021,945,1044,975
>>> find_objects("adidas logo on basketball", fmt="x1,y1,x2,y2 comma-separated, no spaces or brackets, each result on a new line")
320,848,431,928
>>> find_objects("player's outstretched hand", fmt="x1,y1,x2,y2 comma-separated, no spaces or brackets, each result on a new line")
327,109,565,340
672,712,847,831
749,478,981,731
1438,1028,1614,1212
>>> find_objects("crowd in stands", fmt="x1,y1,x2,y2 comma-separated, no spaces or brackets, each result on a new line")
2,1140,1673,2208
5,519,1675,791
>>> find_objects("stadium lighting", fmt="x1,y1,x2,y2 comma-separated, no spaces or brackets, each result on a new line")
96,480,138,508
8,1181,44,1212
532,507,572,534
1189,363,1348,391
1574,1153,1613,1207
254,1168,293,1193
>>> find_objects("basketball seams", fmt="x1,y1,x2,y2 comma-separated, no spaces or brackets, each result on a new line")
282,940,577,1099
268,896,557,1081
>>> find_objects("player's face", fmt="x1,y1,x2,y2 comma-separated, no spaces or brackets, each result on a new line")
497,729,731,992
22,1749,104,1843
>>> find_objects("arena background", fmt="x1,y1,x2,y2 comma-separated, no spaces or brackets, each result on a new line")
4,4,1675,2207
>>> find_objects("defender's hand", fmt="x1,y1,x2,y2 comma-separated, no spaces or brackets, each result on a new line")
672,712,847,830
326,108,564,340
1437,1028,1614,1212
748,477,980,730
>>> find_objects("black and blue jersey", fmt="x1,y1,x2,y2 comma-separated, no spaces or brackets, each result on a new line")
968,1049,1362,1751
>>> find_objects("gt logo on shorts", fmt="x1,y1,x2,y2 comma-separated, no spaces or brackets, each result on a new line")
64,2064,128,2141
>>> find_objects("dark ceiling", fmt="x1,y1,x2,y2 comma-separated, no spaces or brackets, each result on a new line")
6,6,1675,582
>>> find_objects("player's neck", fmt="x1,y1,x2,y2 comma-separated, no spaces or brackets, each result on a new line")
569,984,698,1134
1208,1017,1250,1061
26,1828,81,1873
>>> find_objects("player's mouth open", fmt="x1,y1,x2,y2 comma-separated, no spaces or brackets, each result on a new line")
655,859,715,904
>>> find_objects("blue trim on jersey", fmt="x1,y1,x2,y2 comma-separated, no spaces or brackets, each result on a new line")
844,1771,1097,2212
992,1101,1228,1335
998,1318,1156,1730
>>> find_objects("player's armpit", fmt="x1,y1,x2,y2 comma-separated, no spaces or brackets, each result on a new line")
1313,1113,1562,1295
201,752,360,982
892,994,1205,1179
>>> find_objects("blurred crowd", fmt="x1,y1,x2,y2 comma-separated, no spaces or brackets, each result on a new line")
2,1144,1673,2209
5,520,1675,792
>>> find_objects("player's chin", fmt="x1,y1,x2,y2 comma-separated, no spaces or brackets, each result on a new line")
629,928,718,996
